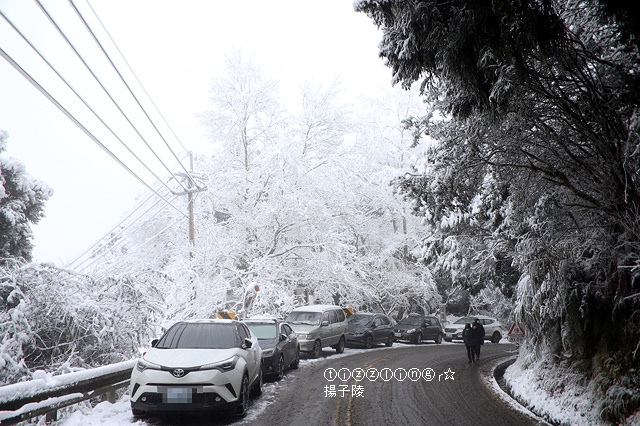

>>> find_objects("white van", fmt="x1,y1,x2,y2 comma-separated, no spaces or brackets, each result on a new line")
285,305,348,358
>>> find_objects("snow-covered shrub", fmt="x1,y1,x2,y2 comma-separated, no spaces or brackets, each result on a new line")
0,260,164,384
0,259,33,383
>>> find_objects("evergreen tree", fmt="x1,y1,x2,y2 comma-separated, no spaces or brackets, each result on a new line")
357,0,640,422
0,130,52,261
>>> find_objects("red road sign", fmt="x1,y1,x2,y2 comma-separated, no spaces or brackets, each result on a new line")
508,322,525,337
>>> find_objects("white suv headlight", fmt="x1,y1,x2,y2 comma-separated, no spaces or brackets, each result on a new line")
136,358,162,372
200,355,240,372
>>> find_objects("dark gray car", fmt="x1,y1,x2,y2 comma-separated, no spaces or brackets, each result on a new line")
245,319,300,380
346,313,395,348
393,314,443,344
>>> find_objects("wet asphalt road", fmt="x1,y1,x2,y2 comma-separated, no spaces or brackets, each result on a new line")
141,342,544,426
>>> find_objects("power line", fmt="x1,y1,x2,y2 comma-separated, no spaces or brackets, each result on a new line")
0,43,187,220
69,0,199,188
0,6,188,214
84,186,203,275
88,211,186,277
1,2,207,265
66,151,201,267
75,194,182,272
33,0,190,194
65,187,168,269
84,0,190,155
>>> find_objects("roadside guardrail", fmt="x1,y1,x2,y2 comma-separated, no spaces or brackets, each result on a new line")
0,359,135,425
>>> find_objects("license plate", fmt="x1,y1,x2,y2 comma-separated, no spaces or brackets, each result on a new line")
394,332,401,337
165,387,192,403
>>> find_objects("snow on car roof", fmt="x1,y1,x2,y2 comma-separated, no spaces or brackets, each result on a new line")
243,318,281,322
245,314,283,320
183,318,237,324
289,304,342,312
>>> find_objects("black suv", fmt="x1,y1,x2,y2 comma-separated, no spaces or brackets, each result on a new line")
393,314,444,344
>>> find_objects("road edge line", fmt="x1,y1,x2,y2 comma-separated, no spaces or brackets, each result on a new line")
483,355,553,425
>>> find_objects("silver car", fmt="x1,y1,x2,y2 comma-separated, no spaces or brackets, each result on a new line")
285,305,348,358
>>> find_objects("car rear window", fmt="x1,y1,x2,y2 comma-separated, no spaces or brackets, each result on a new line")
247,324,277,339
454,317,476,324
348,314,373,326
398,316,423,326
156,323,240,349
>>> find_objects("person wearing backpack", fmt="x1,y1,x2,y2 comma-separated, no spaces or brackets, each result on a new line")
473,319,486,360
462,323,475,364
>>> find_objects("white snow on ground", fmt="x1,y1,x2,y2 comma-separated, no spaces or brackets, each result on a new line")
503,353,604,425
63,398,143,426
483,355,551,425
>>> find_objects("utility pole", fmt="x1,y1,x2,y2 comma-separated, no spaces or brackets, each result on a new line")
174,153,206,258
188,151,195,249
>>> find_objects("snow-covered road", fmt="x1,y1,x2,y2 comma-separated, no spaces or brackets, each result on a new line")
55,342,547,426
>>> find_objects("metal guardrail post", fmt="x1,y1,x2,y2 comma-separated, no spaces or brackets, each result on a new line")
104,388,116,404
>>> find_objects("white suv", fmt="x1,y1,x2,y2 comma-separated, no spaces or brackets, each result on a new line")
443,316,504,343
129,319,262,417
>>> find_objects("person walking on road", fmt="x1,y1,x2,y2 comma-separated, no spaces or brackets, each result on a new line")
473,319,485,360
462,323,476,364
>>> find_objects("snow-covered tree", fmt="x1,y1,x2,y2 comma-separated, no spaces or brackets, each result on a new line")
196,66,440,317
357,0,640,422
201,49,282,171
0,130,52,261
84,54,440,323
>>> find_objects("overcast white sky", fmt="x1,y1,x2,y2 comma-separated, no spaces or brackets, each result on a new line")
0,0,392,265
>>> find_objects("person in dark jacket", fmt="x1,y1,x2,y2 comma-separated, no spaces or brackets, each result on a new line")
473,319,486,360
462,323,475,364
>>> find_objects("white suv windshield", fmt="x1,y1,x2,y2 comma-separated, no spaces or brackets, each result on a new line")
156,323,240,349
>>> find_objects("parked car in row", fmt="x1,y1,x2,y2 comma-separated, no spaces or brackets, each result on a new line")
244,318,300,380
346,312,395,348
443,316,504,343
285,304,348,358
393,313,444,344
128,307,458,420
129,319,262,418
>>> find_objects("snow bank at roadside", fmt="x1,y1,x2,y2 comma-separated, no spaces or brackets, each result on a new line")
62,397,142,426
503,355,605,425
